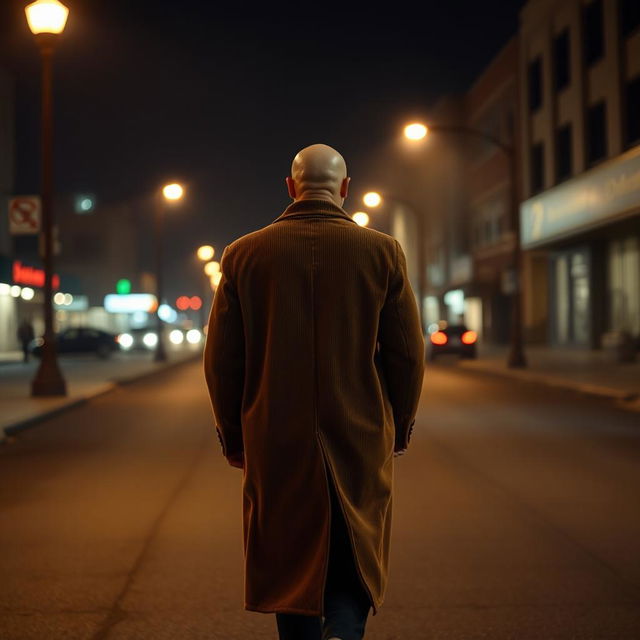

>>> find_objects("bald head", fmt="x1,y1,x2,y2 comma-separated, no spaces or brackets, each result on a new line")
286,144,350,206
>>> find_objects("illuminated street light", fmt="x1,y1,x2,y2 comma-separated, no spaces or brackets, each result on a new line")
162,183,184,201
404,122,428,141
352,211,370,227
204,260,220,277
25,0,69,34
197,245,215,261
363,191,382,208
26,0,69,396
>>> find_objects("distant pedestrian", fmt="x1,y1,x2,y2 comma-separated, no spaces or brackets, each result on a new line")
204,144,425,640
17,318,35,363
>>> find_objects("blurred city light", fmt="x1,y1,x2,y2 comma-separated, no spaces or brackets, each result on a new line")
404,123,428,140
462,330,478,345
143,332,158,348
186,329,202,344
211,272,222,288
197,245,215,261
158,304,178,323
25,0,69,35
74,195,95,214
162,183,184,201
116,278,132,295
10,285,21,297
352,211,370,227
53,292,65,305
190,296,202,310
104,293,157,313
363,192,382,207
117,333,134,350
20,287,35,301
63,293,73,305
169,329,184,345
204,261,220,277
430,331,448,346
0,283,11,295
176,296,190,311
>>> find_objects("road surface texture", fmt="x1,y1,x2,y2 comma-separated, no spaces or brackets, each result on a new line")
0,359,639,639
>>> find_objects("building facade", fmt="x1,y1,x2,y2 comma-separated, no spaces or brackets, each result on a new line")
519,0,640,349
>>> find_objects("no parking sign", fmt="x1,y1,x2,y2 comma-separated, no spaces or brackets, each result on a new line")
8,196,41,235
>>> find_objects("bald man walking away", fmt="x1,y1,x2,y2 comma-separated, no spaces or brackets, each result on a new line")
204,144,425,640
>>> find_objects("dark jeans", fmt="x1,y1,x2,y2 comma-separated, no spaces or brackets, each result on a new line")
275,475,371,640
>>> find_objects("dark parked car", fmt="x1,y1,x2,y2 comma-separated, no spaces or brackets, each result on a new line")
428,323,478,361
30,327,119,359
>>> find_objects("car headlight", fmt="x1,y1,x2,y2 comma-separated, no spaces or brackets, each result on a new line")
169,329,184,345
186,329,201,344
117,333,134,349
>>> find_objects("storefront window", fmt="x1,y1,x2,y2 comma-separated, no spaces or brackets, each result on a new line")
608,237,640,335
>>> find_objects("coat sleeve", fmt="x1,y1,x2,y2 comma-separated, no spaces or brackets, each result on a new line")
203,245,245,459
378,239,425,452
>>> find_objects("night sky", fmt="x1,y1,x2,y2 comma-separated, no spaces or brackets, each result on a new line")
1,0,526,300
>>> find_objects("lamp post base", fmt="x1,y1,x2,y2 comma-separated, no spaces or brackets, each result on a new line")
31,359,67,396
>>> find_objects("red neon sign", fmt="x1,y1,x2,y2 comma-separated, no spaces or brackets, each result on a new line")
12,260,60,289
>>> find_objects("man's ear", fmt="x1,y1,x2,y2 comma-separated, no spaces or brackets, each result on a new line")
340,176,351,199
285,177,296,199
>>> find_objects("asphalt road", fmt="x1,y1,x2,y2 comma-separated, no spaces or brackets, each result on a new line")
0,359,639,639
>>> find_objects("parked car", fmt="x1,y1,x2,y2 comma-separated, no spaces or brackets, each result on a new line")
428,323,478,361
30,327,119,359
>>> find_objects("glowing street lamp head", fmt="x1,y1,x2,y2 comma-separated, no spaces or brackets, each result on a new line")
352,211,370,227
363,192,382,208
404,123,428,141
197,245,215,261
25,0,69,35
162,183,184,201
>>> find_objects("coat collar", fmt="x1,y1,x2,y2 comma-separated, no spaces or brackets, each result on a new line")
272,198,357,224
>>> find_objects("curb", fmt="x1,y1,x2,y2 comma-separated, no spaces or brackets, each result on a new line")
1,354,201,441
454,360,639,404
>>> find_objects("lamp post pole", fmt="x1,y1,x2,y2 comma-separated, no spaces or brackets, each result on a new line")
30,31,67,396
410,123,526,368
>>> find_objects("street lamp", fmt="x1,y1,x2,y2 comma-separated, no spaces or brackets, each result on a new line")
154,182,184,362
362,191,426,334
26,0,69,397
197,245,215,262
404,120,526,368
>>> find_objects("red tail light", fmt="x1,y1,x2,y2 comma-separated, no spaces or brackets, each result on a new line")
430,331,448,346
461,330,477,345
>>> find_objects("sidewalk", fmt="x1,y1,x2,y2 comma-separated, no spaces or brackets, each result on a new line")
454,345,640,407
0,347,202,437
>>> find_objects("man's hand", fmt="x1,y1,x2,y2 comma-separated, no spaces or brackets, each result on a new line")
227,450,245,469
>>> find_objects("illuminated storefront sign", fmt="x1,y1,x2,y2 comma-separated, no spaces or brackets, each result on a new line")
12,260,60,289
521,145,640,248
104,293,158,313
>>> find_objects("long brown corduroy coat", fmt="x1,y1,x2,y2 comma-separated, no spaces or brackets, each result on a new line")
203,198,425,617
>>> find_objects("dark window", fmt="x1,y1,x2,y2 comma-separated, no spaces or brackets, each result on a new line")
620,0,640,37
625,76,640,147
530,142,545,194
556,124,573,182
528,57,543,111
554,29,571,91
583,0,604,66
586,102,607,164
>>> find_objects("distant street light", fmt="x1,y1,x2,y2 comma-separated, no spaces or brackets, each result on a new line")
197,245,215,262
363,191,426,333
154,182,185,362
196,247,216,328
404,120,526,368
352,211,370,227
204,260,220,277
363,191,382,208
26,0,69,397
